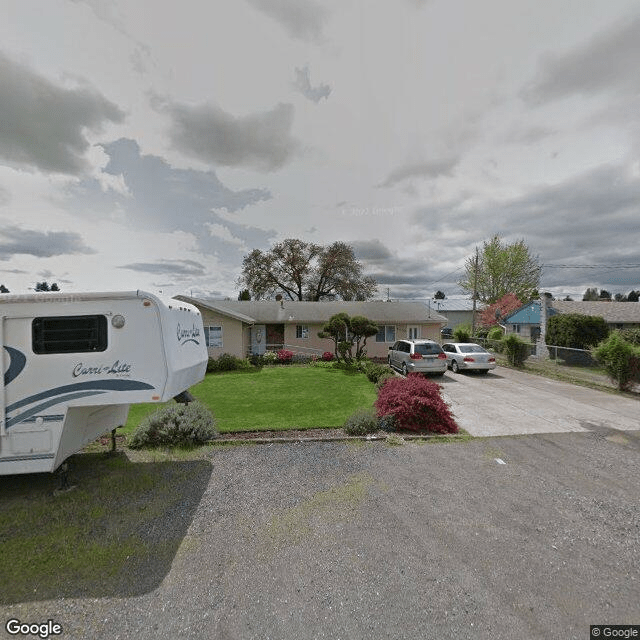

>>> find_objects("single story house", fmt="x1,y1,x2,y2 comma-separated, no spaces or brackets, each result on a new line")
174,297,448,360
502,298,640,342
430,298,477,333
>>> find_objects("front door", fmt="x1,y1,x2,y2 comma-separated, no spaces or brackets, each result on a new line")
251,325,266,355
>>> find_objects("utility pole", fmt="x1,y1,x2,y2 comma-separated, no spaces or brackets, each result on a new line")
471,246,479,337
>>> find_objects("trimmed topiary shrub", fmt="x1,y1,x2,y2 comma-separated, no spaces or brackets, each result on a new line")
375,373,458,433
322,351,335,361
503,334,529,367
343,408,380,436
593,332,640,391
128,401,218,449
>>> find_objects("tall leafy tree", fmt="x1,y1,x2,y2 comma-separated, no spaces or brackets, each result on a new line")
458,235,540,304
238,239,377,301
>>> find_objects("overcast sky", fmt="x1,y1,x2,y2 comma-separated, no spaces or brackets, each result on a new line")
1,0,639,301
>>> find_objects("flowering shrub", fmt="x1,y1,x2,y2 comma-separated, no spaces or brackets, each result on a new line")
262,351,278,364
375,373,458,434
277,349,294,364
322,351,335,361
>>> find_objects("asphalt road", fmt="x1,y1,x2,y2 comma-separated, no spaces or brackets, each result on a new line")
440,366,640,437
3,430,639,640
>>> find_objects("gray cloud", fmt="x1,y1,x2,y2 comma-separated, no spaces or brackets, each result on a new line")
293,66,331,103
158,98,298,172
379,157,459,188
68,138,275,262
0,224,96,260
351,239,393,262
119,259,207,278
523,13,640,104
0,52,125,175
412,163,640,291
245,0,329,43
0,186,10,207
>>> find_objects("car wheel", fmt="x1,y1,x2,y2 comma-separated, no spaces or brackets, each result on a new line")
451,360,459,373
402,362,408,376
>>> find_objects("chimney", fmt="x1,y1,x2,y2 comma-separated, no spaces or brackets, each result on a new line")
537,292,552,358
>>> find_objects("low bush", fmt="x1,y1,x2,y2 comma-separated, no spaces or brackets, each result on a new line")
277,349,294,364
619,328,640,346
207,353,254,373
262,351,278,365
487,326,504,341
593,332,640,391
364,362,389,384
291,353,314,365
375,373,458,433
343,409,380,436
128,401,218,449
322,351,335,361
453,325,472,343
376,371,396,390
503,334,529,367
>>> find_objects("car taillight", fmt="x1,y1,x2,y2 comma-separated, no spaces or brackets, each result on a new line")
410,353,422,359
463,356,475,362
488,357,495,362
437,353,447,360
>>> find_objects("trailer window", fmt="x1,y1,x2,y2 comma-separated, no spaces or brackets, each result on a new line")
32,315,108,354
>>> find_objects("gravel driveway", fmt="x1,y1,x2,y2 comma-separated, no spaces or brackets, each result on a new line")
2,431,639,640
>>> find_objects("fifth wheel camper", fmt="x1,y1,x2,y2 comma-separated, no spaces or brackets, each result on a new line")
0,290,208,475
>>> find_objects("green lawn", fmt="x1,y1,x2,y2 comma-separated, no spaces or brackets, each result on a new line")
120,365,378,435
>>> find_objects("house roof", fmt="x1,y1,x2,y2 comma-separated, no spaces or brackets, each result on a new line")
502,301,546,324
550,300,640,324
175,297,448,325
430,298,478,312
501,299,640,325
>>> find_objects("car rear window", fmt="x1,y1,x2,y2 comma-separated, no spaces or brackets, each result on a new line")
459,345,487,353
414,343,442,355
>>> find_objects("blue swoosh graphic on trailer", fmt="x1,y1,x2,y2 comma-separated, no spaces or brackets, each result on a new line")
3,346,26,386
5,391,109,429
6,379,155,415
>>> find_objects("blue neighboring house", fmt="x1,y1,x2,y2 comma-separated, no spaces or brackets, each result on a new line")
502,299,640,343
501,301,554,343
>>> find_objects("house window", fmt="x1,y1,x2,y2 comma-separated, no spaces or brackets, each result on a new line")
376,325,396,343
296,325,309,339
513,324,521,334
204,326,223,348
32,315,108,354
408,326,420,340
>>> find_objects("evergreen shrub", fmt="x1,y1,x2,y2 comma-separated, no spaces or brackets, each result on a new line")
343,409,380,436
129,401,218,449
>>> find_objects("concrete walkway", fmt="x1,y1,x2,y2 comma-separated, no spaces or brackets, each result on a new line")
439,366,640,437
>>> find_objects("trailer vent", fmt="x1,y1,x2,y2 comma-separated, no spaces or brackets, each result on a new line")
32,315,108,354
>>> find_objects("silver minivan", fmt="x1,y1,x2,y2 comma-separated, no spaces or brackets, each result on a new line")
387,339,448,376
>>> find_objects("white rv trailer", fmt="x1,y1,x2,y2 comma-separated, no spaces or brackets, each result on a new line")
0,290,208,475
